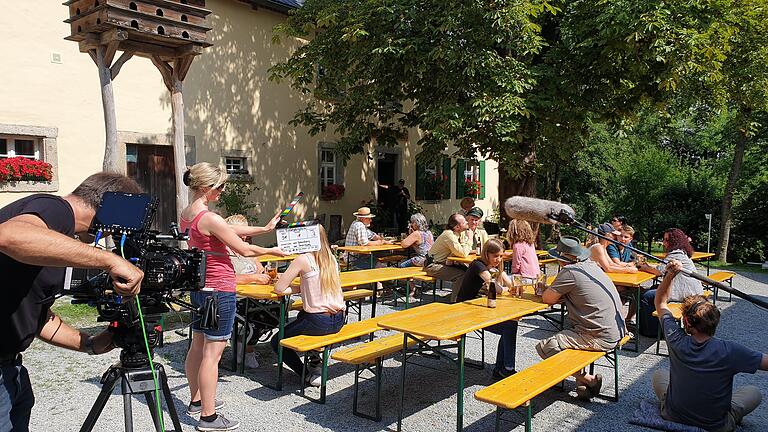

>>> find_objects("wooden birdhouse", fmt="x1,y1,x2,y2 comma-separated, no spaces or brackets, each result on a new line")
64,0,213,57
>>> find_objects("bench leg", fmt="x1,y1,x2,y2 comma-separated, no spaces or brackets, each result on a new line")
375,359,383,421
300,351,308,398
457,335,466,432
352,364,361,417
495,407,502,432
727,279,733,302
397,334,408,432
525,401,532,432
613,349,619,401
320,346,330,404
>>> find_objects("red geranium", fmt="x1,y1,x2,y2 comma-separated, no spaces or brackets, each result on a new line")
464,179,482,197
0,157,53,183
321,183,345,200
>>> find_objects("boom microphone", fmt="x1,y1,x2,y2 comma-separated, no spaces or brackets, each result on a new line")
504,196,576,225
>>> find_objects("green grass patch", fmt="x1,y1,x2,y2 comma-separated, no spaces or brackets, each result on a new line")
50,301,98,323
708,261,768,274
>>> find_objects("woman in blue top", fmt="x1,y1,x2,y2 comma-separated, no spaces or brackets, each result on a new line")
398,213,434,268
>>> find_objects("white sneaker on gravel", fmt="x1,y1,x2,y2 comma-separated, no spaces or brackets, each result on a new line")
196,413,239,431
305,373,323,387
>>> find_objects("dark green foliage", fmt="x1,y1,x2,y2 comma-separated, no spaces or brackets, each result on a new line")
215,181,261,224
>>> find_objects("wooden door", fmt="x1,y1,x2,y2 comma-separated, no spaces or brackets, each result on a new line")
126,144,177,232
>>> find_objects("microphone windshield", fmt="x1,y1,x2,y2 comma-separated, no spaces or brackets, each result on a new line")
504,196,576,225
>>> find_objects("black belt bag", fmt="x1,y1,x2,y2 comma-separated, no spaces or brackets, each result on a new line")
424,255,435,266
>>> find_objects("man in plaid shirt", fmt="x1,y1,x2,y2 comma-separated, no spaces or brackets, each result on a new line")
345,207,391,269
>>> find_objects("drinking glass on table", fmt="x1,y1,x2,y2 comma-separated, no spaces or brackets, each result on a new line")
512,274,524,298
266,263,278,282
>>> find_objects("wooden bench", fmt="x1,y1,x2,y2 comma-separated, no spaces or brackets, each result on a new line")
280,318,382,403
331,334,424,420
290,289,374,321
413,274,439,302
703,271,735,303
475,335,630,432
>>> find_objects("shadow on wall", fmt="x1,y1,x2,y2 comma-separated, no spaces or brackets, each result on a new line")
158,0,326,222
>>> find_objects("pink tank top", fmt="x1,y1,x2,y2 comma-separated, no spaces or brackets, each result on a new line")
180,211,236,292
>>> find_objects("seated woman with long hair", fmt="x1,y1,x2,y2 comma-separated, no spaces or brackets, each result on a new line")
638,228,702,337
271,224,345,387
507,219,541,281
455,239,519,380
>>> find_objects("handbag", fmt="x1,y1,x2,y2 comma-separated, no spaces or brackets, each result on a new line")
199,293,220,330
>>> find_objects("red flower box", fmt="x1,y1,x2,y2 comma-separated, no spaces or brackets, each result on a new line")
464,179,482,197
0,157,53,183
321,183,345,200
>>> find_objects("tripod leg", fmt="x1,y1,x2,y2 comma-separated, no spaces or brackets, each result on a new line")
145,393,163,432
159,365,183,432
80,369,122,432
123,392,134,432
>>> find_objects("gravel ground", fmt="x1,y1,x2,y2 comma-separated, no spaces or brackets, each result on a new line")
26,268,768,432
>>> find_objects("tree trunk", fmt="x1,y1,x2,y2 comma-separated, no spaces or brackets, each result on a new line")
498,164,539,245
716,126,748,263
96,46,120,173
171,76,189,221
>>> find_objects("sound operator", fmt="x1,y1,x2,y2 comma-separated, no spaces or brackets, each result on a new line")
0,172,145,431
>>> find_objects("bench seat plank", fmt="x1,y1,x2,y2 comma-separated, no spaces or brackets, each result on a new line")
332,334,423,364
706,271,735,283
475,349,605,409
281,319,381,352
290,289,373,311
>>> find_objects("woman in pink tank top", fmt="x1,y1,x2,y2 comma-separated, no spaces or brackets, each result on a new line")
180,162,285,430
272,225,345,388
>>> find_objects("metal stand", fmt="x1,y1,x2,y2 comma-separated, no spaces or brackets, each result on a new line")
80,361,181,432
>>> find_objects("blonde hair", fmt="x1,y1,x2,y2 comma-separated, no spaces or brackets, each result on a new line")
225,214,248,226
183,162,228,191
313,225,342,298
481,238,505,263
585,233,599,247
507,219,535,245
621,225,635,236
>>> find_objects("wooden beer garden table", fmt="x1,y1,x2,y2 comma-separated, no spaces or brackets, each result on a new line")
653,251,716,274
338,243,405,269
235,266,427,386
378,293,549,432
257,253,299,264
448,249,548,265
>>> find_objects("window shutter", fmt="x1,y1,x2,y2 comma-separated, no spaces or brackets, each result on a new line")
455,159,466,198
442,157,452,200
479,160,486,199
415,160,425,200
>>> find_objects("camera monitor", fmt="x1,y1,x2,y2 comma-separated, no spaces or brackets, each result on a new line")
89,192,157,235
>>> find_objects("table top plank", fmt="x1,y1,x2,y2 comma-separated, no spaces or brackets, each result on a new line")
449,250,549,264
604,271,657,288
378,295,548,340
337,244,405,254
257,254,299,263
653,251,715,261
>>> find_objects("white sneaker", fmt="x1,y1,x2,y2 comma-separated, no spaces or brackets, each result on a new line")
244,352,259,369
306,373,322,387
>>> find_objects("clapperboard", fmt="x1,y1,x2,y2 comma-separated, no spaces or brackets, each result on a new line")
276,220,321,254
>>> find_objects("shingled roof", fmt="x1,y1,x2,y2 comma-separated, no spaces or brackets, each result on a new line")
239,0,304,14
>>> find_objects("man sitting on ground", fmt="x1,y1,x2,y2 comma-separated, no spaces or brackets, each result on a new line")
424,213,472,302
344,206,392,269
652,260,766,431
537,236,626,400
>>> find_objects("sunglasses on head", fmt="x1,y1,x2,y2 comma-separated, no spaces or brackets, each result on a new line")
210,183,226,191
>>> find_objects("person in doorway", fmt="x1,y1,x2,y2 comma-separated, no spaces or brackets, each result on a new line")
652,259,766,431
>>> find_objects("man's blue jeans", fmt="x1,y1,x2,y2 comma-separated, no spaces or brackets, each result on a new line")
486,321,519,371
0,359,34,432
271,311,345,376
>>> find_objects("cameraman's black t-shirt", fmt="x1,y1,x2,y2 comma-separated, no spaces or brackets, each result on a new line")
0,194,75,355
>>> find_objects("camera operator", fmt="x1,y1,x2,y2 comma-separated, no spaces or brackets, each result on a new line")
0,172,144,431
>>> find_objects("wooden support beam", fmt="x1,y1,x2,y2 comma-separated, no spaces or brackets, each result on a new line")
99,28,128,45
87,49,98,65
151,55,175,91
174,55,195,82
110,51,134,80
103,40,120,68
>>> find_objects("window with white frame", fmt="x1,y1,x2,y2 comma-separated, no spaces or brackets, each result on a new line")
464,160,480,182
320,148,337,187
224,156,248,174
0,135,42,160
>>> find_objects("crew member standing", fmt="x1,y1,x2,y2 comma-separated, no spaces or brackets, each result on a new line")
0,173,145,431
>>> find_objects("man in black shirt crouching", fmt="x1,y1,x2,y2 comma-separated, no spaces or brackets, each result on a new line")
0,172,144,431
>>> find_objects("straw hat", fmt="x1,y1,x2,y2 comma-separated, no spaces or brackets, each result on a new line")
353,207,375,218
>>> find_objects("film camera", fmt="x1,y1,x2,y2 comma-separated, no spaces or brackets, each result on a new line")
66,192,211,367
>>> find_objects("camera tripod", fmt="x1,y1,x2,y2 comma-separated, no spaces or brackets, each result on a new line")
80,353,182,432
